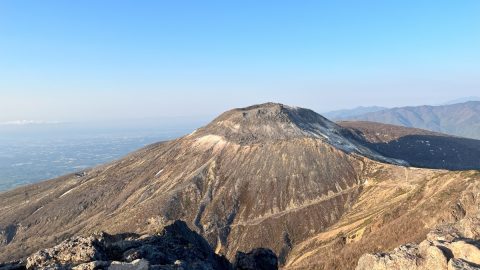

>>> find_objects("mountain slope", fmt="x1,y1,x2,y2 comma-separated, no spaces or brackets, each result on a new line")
286,167,480,269
1,103,479,270
341,101,480,139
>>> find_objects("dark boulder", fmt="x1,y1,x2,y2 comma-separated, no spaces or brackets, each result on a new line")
233,248,278,270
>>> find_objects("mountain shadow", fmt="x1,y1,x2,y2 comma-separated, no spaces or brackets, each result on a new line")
341,121,480,170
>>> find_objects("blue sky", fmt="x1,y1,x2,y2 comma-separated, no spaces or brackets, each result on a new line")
0,0,479,122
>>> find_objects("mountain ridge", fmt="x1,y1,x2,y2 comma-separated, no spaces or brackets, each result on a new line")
335,101,480,139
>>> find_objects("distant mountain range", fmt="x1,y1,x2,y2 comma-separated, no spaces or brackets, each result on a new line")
323,106,387,120
441,96,480,105
330,101,480,139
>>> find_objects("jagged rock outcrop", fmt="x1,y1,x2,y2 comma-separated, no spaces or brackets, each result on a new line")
26,235,107,268
356,199,480,270
4,220,278,270
20,220,241,270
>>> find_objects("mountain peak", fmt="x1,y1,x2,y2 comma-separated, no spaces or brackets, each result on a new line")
214,102,309,125
196,102,332,143
192,103,408,165
217,102,335,129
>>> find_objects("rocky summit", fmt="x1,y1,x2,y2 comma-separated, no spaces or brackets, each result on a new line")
1,103,480,269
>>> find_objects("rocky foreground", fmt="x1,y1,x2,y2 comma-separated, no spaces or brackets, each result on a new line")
356,201,480,270
353,163,480,270
0,220,278,270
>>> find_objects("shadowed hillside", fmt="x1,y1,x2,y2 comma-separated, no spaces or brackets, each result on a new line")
340,121,480,170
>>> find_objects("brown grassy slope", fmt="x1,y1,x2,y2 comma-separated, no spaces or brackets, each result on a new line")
285,162,480,270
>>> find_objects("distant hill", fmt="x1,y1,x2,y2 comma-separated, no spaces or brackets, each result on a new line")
341,101,480,139
323,106,386,120
442,96,480,105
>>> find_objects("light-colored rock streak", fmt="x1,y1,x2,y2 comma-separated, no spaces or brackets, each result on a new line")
59,188,75,198
32,206,44,215
155,169,164,177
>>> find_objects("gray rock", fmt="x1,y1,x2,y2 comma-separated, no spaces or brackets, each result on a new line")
355,245,420,270
448,259,480,270
449,240,480,265
356,225,480,270
72,261,110,270
26,236,106,269
108,259,149,270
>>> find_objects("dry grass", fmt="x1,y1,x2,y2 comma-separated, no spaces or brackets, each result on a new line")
285,168,476,270
287,203,429,270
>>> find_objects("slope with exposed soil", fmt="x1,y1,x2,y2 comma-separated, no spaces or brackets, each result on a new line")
284,165,480,269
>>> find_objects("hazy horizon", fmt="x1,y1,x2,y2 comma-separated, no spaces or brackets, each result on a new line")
0,96,479,125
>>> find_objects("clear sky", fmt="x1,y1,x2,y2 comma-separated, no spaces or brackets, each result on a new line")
1,0,479,122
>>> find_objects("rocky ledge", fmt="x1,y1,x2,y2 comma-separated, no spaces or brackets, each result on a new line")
0,220,278,270
356,216,480,270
